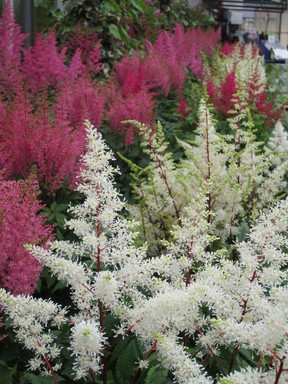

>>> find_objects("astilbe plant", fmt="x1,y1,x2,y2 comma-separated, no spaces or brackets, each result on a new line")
0,3,105,193
0,89,102,192
126,96,288,254
105,76,155,145
0,173,53,295
0,119,288,383
0,1,25,97
204,43,281,126
107,25,220,144
62,24,103,75
21,31,86,93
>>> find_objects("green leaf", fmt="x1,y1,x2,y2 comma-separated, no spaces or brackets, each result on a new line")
131,0,147,12
117,25,129,43
0,360,17,383
54,203,68,212
56,227,64,240
50,202,58,212
109,335,133,366
114,337,143,381
19,371,64,383
52,280,68,293
55,213,66,227
109,24,122,40
145,364,171,384
104,0,121,12
237,221,250,243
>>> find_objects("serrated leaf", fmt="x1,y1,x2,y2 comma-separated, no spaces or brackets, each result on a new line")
145,365,170,384
115,337,142,381
56,213,66,226
104,0,121,12
109,335,133,366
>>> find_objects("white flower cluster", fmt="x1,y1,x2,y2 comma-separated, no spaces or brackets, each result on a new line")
70,319,105,380
0,289,65,375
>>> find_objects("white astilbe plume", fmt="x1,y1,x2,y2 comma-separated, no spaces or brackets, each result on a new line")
123,198,288,384
9,121,148,379
70,320,106,380
218,367,270,383
178,99,242,239
266,120,288,166
0,289,66,375
127,98,288,250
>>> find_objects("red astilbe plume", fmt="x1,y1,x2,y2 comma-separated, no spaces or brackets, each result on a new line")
0,90,88,192
213,71,238,116
253,89,282,124
0,1,26,97
0,173,53,295
220,41,238,56
177,93,191,119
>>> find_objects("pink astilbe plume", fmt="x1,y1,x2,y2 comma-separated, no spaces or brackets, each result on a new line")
106,85,154,145
0,90,89,192
143,49,185,95
144,27,186,94
0,1,25,96
63,25,103,75
142,25,221,94
21,31,72,91
114,55,144,96
54,76,105,131
0,174,53,295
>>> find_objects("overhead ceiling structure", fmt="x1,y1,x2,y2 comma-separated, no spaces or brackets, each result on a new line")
203,0,288,13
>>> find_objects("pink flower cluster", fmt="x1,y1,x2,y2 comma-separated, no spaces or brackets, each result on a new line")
0,174,53,295
106,24,221,143
0,2,105,192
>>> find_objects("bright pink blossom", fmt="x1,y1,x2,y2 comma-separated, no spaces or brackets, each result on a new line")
114,55,144,96
22,31,86,91
63,25,103,75
107,85,154,145
0,174,53,295
0,90,91,191
0,1,25,96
